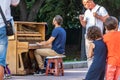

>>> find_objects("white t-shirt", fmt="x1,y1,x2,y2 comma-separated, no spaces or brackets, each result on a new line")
118,22,120,31
0,0,20,27
84,4,108,34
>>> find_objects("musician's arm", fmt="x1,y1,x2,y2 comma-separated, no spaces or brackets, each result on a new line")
39,37,55,46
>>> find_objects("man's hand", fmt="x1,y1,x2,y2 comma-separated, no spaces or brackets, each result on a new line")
79,14,84,21
11,0,20,6
93,12,100,19
79,14,87,27
93,12,109,22
36,42,45,46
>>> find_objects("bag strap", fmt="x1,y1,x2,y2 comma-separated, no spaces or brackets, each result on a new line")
95,6,101,26
0,6,8,26
96,6,101,13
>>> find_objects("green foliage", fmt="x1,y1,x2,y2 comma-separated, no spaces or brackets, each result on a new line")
25,0,35,10
115,0,120,9
12,0,120,33
106,0,120,19
107,0,120,9
37,0,82,35
37,0,62,34
94,0,120,18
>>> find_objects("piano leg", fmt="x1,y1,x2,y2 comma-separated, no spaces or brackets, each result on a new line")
17,49,28,75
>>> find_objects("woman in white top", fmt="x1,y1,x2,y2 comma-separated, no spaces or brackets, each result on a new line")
0,0,20,79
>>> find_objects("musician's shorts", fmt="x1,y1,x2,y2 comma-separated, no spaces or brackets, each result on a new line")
0,26,8,67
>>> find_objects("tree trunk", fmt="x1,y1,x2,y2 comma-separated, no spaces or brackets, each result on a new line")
27,0,45,21
19,0,27,21
19,0,45,21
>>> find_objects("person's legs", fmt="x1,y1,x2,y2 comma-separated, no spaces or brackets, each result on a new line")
106,64,116,80
99,70,105,80
34,48,60,69
0,66,4,80
85,34,93,68
0,27,8,79
114,66,120,80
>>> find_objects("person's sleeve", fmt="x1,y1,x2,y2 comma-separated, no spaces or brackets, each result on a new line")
11,0,20,6
51,29,58,38
100,7,108,16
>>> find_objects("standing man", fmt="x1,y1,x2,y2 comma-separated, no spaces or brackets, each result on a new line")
0,0,20,79
79,0,109,68
79,0,88,61
34,15,66,75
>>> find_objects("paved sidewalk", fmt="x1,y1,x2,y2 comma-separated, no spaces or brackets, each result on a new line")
7,68,88,80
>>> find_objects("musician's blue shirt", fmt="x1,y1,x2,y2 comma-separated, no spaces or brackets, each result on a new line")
51,27,66,54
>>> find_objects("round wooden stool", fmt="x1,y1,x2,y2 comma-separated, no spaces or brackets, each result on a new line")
46,56,65,76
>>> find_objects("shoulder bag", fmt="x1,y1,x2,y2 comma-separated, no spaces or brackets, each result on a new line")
0,6,14,36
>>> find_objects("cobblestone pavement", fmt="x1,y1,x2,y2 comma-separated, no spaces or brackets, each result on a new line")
6,68,87,80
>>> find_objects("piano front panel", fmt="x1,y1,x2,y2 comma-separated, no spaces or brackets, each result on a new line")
16,22,46,44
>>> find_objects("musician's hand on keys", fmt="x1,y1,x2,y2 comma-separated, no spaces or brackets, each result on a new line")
36,42,43,46
36,41,46,46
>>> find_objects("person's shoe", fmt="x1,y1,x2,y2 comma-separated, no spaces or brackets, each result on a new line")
34,69,46,76
41,69,46,74
4,74,12,79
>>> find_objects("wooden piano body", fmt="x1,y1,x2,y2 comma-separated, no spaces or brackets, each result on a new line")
6,21,47,75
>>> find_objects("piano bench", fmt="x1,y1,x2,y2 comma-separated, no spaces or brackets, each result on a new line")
45,56,65,76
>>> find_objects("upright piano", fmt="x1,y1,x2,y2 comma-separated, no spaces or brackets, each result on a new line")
6,21,48,75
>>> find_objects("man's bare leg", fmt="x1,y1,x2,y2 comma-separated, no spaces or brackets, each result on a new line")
0,66,4,80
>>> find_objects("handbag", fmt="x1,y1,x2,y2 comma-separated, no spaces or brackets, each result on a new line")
0,6,14,36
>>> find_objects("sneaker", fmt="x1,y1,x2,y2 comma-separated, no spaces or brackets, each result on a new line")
34,69,46,76
4,74,12,79
41,69,46,74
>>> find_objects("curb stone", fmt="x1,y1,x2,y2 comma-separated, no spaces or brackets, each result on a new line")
63,61,87,69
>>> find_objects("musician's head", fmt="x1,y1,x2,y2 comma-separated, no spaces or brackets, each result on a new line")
53,15,63,26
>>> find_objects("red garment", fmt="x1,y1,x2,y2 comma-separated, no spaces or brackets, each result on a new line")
103,31,120,67
106,64,120,80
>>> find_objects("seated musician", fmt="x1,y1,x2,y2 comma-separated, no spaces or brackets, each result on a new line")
34,15,66,75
